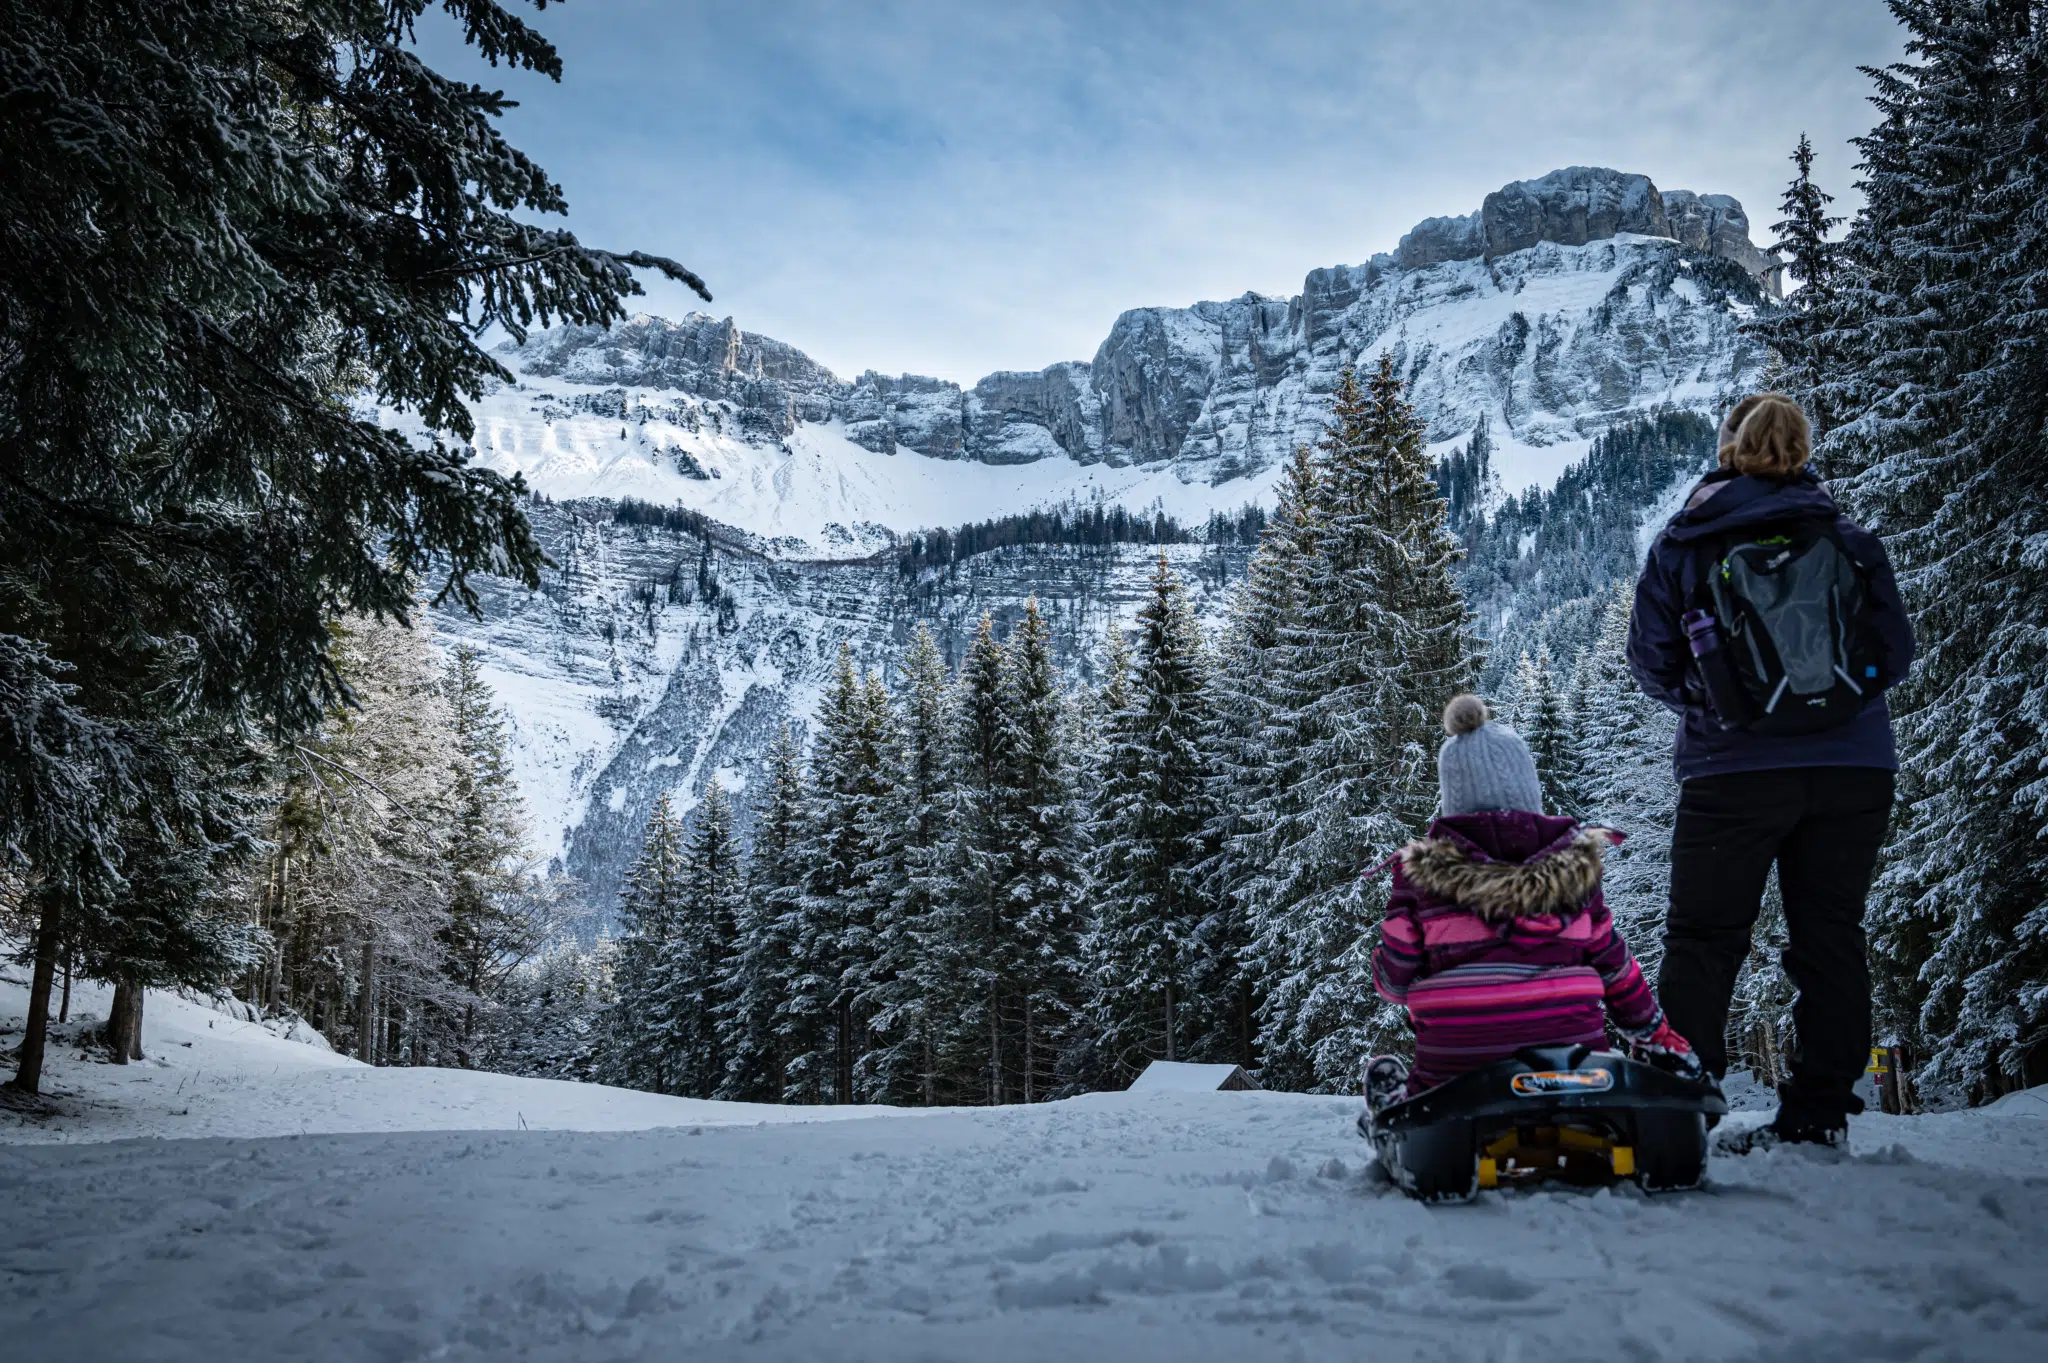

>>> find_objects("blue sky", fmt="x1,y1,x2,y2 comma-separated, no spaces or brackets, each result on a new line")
424,2,1904,383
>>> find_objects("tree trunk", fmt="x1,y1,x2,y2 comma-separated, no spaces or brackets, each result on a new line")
834,993,852,1104
7,897,61,1094
922,1028,934,1108
268,853,288,1012
1164,982,1177,1063
988,986,1001,1106
1023,997,1035,1105
105,982,132,1063
358,935,377,1065
106,980,144,1062
58,945,73,1025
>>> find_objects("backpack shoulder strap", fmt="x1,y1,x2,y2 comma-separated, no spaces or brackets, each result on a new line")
1808,517,1871,571
1683,528,1734,611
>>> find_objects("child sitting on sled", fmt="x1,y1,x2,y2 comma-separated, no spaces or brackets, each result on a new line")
1364,695,1698,1111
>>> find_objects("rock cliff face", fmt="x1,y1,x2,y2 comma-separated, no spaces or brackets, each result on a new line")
512,314,842,439
1395,168,1778,285
435,503,1245,911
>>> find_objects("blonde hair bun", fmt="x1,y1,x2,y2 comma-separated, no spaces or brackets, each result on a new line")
1723,393,1811,478
1443,694,1489,736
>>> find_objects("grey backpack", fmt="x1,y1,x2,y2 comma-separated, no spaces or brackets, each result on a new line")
1693,523,1884,735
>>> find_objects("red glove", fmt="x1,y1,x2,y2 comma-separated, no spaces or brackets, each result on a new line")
1624,1018,1703,1080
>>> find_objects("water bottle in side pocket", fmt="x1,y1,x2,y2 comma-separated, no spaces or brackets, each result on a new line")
1682,607,1752,728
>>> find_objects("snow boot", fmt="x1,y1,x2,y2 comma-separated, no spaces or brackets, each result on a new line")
1717,1088,1861,1154
1363,1055,1409,1114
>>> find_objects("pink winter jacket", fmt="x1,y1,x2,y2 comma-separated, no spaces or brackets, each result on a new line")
1371,810,1663,1094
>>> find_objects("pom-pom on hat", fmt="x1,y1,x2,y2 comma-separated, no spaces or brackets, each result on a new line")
1436,695,1545,817
1443,693,1489,737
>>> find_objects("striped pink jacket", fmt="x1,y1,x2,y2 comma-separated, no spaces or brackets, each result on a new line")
1371,810,1662,1094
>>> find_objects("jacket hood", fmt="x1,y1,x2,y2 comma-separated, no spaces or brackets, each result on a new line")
1398,812,1619,921
1662,468,1839,544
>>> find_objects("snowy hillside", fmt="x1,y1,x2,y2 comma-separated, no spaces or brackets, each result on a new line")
5,975,2046,1362
0,966,908,1143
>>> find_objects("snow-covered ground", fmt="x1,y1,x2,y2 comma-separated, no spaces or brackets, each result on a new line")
0,971,908,1145
5,972,2048,1360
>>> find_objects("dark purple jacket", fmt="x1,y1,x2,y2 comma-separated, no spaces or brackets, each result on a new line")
1627,469,1915,781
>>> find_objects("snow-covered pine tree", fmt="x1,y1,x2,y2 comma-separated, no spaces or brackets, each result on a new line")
1086,557,1217,1081
1070,619,1134,827
1247,355,1476,1092
717,727,807,1101
600,792,689,1094
249,612,463,1066
1431,414,1496,544
834,670,901,1099
1774,132,1843,304
438,645,545,1067
781,649,864,1104
1520,646,1584,818
783,647,898,1103
1725,869,1799,1089
1202,445,1321,1073
1573,584,1680,978
1062,619,1138,1090
2,0,704,1094
662,778,743,1097
1000,599,1088,1101
931,613,1019,1104
489,937,613,1081
1501,651,1537,732
1756,133,1846,458
856,625,954,1104
72,718,266,1068
1795,2,2048,1099
1095,620,1137,739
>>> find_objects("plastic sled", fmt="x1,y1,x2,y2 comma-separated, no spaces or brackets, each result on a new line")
1360,1045,1727,1203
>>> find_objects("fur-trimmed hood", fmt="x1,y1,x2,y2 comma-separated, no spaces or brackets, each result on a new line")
1396,813,1621,921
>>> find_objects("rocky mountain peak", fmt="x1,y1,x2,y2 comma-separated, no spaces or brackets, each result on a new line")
1394,167,1778,292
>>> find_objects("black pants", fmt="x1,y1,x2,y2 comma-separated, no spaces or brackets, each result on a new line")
1659,766,1895,1112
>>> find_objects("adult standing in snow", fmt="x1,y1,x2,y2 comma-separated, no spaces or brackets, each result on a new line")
1627,395,1914,1148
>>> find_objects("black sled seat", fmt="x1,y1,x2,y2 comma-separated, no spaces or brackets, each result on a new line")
1362,1045,1728,1203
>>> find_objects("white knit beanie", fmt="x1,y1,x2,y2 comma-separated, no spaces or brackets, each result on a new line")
1437,695,1546,817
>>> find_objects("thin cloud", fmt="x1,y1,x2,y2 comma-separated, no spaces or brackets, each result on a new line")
420,0,1902,383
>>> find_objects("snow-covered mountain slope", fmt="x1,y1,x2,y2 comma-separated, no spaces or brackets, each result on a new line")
445,166,1769,560
417,166,1772,909
438,503,1246,908
441,383,1281,561
5,1038,2045,1362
